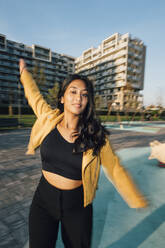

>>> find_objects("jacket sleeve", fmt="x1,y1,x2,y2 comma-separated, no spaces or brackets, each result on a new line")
100,136,148,208
20,69,53,118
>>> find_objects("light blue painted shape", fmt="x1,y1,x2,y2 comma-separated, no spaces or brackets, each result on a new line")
103,122,165,133
92,147,165,248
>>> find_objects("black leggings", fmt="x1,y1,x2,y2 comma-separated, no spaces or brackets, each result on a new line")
29,175,93,248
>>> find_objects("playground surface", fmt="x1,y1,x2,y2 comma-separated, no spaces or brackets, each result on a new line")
104,121,165,133
0,122,165,248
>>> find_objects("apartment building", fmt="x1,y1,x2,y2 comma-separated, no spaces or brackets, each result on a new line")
75,33,146,111
0,33,75,113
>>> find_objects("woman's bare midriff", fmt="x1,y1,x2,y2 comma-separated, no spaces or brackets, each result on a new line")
42,170,83,190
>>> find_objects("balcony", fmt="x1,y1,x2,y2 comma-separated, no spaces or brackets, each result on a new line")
116,81,126,87
52,53,61,59
132,76,140,81
12,50,21,56
116,66,126,73
103,47,116,55
0,75,17,80
117,41,128,50
84,53,92,59
0,56,18,62
114,50,126,59
115,73,125,80
0,44,6,50
57,61,63,65
0,68,18,74
92,53,101,60
103,40,116,49
115,58,126,65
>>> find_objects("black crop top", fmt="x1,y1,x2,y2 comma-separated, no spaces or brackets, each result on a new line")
40,127,83,180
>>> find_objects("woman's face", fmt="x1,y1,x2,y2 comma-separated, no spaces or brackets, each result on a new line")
61,79,89,116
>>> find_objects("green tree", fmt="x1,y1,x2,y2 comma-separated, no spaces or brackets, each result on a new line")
106,100,113,121
31,64,39,81
38,68,46,92
122,82,140,121
131,100,141,121
94,95,102,110
8,88,14,116
31,64,46,92
46,82,59,108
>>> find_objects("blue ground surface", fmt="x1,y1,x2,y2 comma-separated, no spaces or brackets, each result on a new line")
24,146,165,248
91,147,165,248
104,122,165,133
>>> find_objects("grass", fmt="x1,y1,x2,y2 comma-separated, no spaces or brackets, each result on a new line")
18,115,36,127
0,115,36,130
99,115,143,122
0,114,165,131
99,115,165,122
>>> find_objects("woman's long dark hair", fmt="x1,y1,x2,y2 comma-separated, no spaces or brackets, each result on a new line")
57,74,110,156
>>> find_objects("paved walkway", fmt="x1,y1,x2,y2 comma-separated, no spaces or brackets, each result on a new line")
0,123,165,248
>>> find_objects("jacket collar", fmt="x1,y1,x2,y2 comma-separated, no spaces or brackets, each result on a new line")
53,112,64,126
82,149,96,171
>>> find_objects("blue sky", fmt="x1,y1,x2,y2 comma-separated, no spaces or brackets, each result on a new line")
0,0,165,106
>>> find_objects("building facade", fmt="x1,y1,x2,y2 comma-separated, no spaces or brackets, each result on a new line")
0,32,146,114
0,33,75,113
75,33,146,111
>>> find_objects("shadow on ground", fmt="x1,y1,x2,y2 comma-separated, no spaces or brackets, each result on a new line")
91,146,165,248
105,204,165,248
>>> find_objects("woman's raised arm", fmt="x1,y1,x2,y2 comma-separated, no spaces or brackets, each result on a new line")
100,137,148,209
19,59,53,118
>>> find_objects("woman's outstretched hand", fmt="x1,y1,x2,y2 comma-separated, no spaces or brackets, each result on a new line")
19,58,27,75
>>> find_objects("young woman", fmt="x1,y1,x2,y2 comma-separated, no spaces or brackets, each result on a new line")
19,59,147,248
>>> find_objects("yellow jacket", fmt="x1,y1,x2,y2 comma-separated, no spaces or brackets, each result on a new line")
20,70,147,208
